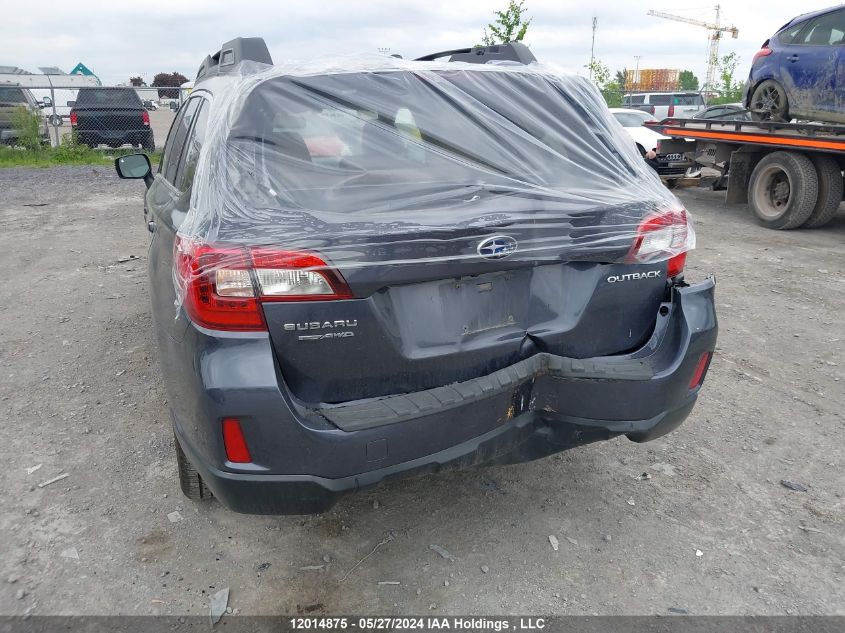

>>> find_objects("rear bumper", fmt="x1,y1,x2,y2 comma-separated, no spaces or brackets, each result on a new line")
177,400,696,514
168,278,717,514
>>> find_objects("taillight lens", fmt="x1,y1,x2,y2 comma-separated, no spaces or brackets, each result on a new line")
628,208,691,278
142,110,150,126
689,352,712,389
69,111,78,126
174,237,352,331
753,46,772,62
668,104,675,117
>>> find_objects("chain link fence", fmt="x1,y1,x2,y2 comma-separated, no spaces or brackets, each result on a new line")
1,84,191,153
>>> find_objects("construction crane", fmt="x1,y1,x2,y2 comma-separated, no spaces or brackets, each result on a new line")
647,5,739,92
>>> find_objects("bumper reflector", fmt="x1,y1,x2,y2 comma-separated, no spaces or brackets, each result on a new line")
688,352,712,389
222,418,251,463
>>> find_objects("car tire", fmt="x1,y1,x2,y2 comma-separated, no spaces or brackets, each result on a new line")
49,115,63,126
175,435,213,501
803,154,843,229
749,151,818,230
749,80,789,122
142,136,155,152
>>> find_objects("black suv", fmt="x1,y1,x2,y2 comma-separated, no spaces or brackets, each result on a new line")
116,38,717,514
71,87,154,150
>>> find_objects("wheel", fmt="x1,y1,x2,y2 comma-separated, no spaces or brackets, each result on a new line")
749,80,789,122
49,115,63,126
142,135,155,152
665,179,679,189
803,154,843,228
175,435,213,501
748,151,818,229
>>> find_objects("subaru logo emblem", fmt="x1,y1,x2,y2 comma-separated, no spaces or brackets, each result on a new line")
477,235,518,260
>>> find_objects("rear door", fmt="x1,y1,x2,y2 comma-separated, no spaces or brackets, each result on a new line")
649,93,672,118
781,9,845,116
147,96,208,340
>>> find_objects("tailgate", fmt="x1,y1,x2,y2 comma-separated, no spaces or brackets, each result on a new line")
74,108,146,130
263,257,668,404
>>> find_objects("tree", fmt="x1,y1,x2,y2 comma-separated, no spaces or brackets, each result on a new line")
482,0,532,45
129,76,146,87
614,69,628,92
710,52,743,104
152,71,189,99
678,70,699,91
585,59,621,107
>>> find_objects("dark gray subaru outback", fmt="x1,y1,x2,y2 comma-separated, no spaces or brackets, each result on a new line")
116,38,717,514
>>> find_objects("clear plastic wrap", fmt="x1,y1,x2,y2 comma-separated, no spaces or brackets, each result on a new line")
175,56,694,311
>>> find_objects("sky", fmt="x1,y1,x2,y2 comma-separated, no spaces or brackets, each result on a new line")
1,0,836,86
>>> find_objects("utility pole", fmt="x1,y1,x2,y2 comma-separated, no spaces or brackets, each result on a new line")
633,55,641,91
588,16,597,80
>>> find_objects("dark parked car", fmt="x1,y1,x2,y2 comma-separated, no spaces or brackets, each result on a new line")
115,38,717,514
692,104,753,121
71,87,154,150
744,5,845,123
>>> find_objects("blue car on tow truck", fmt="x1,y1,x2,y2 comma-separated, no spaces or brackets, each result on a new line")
745,5,845,123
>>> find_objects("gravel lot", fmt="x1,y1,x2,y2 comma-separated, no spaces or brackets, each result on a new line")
0,166,843,617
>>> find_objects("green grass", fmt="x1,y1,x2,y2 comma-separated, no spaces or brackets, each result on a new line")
0,144,161,168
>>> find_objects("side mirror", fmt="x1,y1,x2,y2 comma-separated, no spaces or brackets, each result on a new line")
115,153,153,188
41,97,53,107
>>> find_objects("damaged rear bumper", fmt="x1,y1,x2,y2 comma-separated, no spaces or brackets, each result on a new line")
173,277,717,514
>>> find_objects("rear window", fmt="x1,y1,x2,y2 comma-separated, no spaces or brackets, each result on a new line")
218,70,644,215
624,95,645,105
0,87,27,104
74,88,142,108
672,94,704,106
612,112,653,127
649,94,672,106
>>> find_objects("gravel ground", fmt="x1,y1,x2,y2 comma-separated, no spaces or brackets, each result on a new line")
0,166,843,617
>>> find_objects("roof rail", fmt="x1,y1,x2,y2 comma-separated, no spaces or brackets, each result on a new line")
415,42,536,64
196,37,273,81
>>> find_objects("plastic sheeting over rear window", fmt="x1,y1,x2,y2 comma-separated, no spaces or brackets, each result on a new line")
180,57,693,281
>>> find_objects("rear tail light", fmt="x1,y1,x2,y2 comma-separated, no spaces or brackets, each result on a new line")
688,352,712,389
222,418,251,463
668,104,675,117
69,111,78,127
753,45,772,62
174,237,352,331
142,110,150,126
628,208,691,278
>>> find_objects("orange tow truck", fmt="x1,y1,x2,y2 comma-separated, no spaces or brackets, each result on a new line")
648,118,845,230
